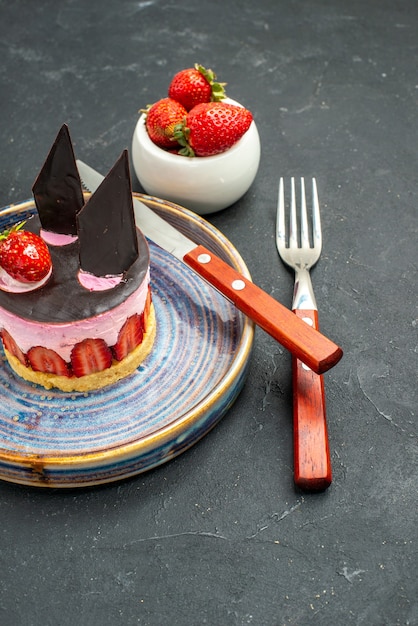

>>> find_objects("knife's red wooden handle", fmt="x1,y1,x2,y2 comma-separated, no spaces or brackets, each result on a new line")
292,309,332,491
184,245,343,374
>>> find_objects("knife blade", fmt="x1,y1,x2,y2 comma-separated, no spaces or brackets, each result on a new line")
76,159,343,374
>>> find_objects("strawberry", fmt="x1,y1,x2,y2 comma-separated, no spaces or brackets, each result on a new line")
27,346,70,377
70,338,113,377
0,222,52,283
113,313,144,362
173,101,253,157
1,329,27,366
168,63,226,111
144,98,187,149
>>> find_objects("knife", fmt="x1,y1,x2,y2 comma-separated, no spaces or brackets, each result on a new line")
76,159,343,374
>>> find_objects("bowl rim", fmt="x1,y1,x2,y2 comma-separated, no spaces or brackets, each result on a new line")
134,97,258,164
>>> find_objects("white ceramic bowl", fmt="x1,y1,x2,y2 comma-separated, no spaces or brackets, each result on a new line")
131,99,261,214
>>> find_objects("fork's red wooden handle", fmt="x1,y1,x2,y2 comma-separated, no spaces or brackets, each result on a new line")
184,245,343,375
292,309,332,491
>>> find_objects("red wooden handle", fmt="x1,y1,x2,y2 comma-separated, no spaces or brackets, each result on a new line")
184,245,343,375
292,309,332,491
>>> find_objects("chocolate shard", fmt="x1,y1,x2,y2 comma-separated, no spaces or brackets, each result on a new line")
32,124,84,236
77,150,139,277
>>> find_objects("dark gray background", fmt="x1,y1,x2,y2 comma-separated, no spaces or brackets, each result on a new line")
0,1,416,625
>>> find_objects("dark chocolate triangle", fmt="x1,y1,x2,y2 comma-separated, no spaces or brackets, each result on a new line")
77,150,139,277
32,124,84,236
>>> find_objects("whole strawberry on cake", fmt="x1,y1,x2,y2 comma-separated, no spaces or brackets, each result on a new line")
0,124,156,392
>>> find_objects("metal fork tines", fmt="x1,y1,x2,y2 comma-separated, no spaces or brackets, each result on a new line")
276,177,332,491
277,177,322,311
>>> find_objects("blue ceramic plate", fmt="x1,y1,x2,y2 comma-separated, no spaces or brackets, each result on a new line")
0,195,254,488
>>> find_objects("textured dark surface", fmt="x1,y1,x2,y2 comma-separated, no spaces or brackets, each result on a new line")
0,1,416,625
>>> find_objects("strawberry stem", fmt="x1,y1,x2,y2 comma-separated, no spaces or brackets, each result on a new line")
195,63,227,102
0,220,26,241
139,103,156,116
173,121,195,157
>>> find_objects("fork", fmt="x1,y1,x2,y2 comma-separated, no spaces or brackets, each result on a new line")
276,177,332,491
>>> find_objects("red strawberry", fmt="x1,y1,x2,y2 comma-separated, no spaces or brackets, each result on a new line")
70,338,113,377
168,64,226,111
144,98,187,149
173,101,253,157
1,329,27,366
27,346,70,377
0,222,52,283
113,314,144,362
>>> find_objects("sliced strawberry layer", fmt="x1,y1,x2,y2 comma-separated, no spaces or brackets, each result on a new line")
1,289,153,378
27,346,70,377
113,313,144,362
1,328,27,366
71,338,113,377
144,288,152,323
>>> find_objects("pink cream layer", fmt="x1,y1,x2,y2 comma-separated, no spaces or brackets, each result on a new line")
77,270,124,291
40,229,78,246
0,269,150,362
